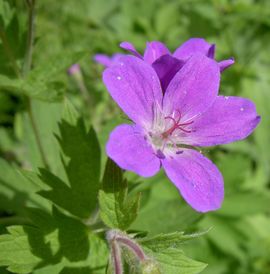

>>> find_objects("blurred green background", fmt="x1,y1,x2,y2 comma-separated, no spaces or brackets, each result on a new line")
1,0,270,273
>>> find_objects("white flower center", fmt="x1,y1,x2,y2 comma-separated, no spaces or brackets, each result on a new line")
145,108,194,158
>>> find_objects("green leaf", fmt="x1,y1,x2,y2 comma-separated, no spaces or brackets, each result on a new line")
0,74,22,95
25,51,86,101
139,230,208,252
0,51,86,101
215,152,252,191
217,191,270,217
37,115,101,218
199,215,246,262
0,6,27,76
132,179,201,235
0,158,49,214
0,0,14,27
0,207,108,274
154,3,179,37
0,74,63,102
0,226,44,273
142,248,207,274
99,158,141,230
16,100,64,173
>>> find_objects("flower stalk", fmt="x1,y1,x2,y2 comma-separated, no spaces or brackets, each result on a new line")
23,0,50,170
107,230,149,274
68,64,93,112
23,0,36,76
111,239,123,274
116,236,147,261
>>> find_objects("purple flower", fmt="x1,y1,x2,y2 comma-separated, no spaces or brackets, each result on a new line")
97,38,234,92
68,63,81,75
120,38,234,69
103,52,260,212
121,38,234,91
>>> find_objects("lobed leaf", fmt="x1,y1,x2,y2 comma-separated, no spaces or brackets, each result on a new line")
139,230,208,252
142,247,207,274
99,158,141,230
0,207,108,274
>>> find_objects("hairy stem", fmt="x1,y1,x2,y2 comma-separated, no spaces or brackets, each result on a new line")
117,236,147,261
107,230,148,274
111,240,123,274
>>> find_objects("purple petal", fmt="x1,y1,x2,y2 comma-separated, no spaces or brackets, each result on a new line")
184,96,261,146
219,58,235,72
120,42,142,59
143,41,170,64
94,54,113,67
162,150,224,212
103,55,163,126
94,54,125,67
106,124,161,177
208,44,216,59
152,54,184,92
163,53,220,120
173,38,214,60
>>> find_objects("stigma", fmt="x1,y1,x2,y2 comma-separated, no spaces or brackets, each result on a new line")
161,111,194,139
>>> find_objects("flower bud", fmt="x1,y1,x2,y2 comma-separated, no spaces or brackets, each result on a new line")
141,259,161,274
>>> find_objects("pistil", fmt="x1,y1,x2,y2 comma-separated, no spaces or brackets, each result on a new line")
161,115,193,139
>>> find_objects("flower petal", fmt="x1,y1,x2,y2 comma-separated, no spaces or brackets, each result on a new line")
143,41,170,64
184,96,261,146
120,42,142,59
163,53,220,120
94,54,125,67
162,150,224,212
152,54,184,92
94,54,113,67
219,58,235,72
173,38,214,60
103,55,163,126
106,124,161,177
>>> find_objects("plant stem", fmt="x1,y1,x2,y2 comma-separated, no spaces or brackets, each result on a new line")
111,240,123,274
23,0,50,170
107,230,148,274
78,80,92,109
117,236,147,261
23,0,35,76
27,98,50,169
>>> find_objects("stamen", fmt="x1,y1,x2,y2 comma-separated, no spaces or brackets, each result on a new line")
179,121,194,126
164,116,178,123
177,127,192,133
162,110,193,138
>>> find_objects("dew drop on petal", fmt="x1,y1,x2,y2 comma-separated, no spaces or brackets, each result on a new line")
240,107,244,111
225,96,229,100
117,76,121,80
